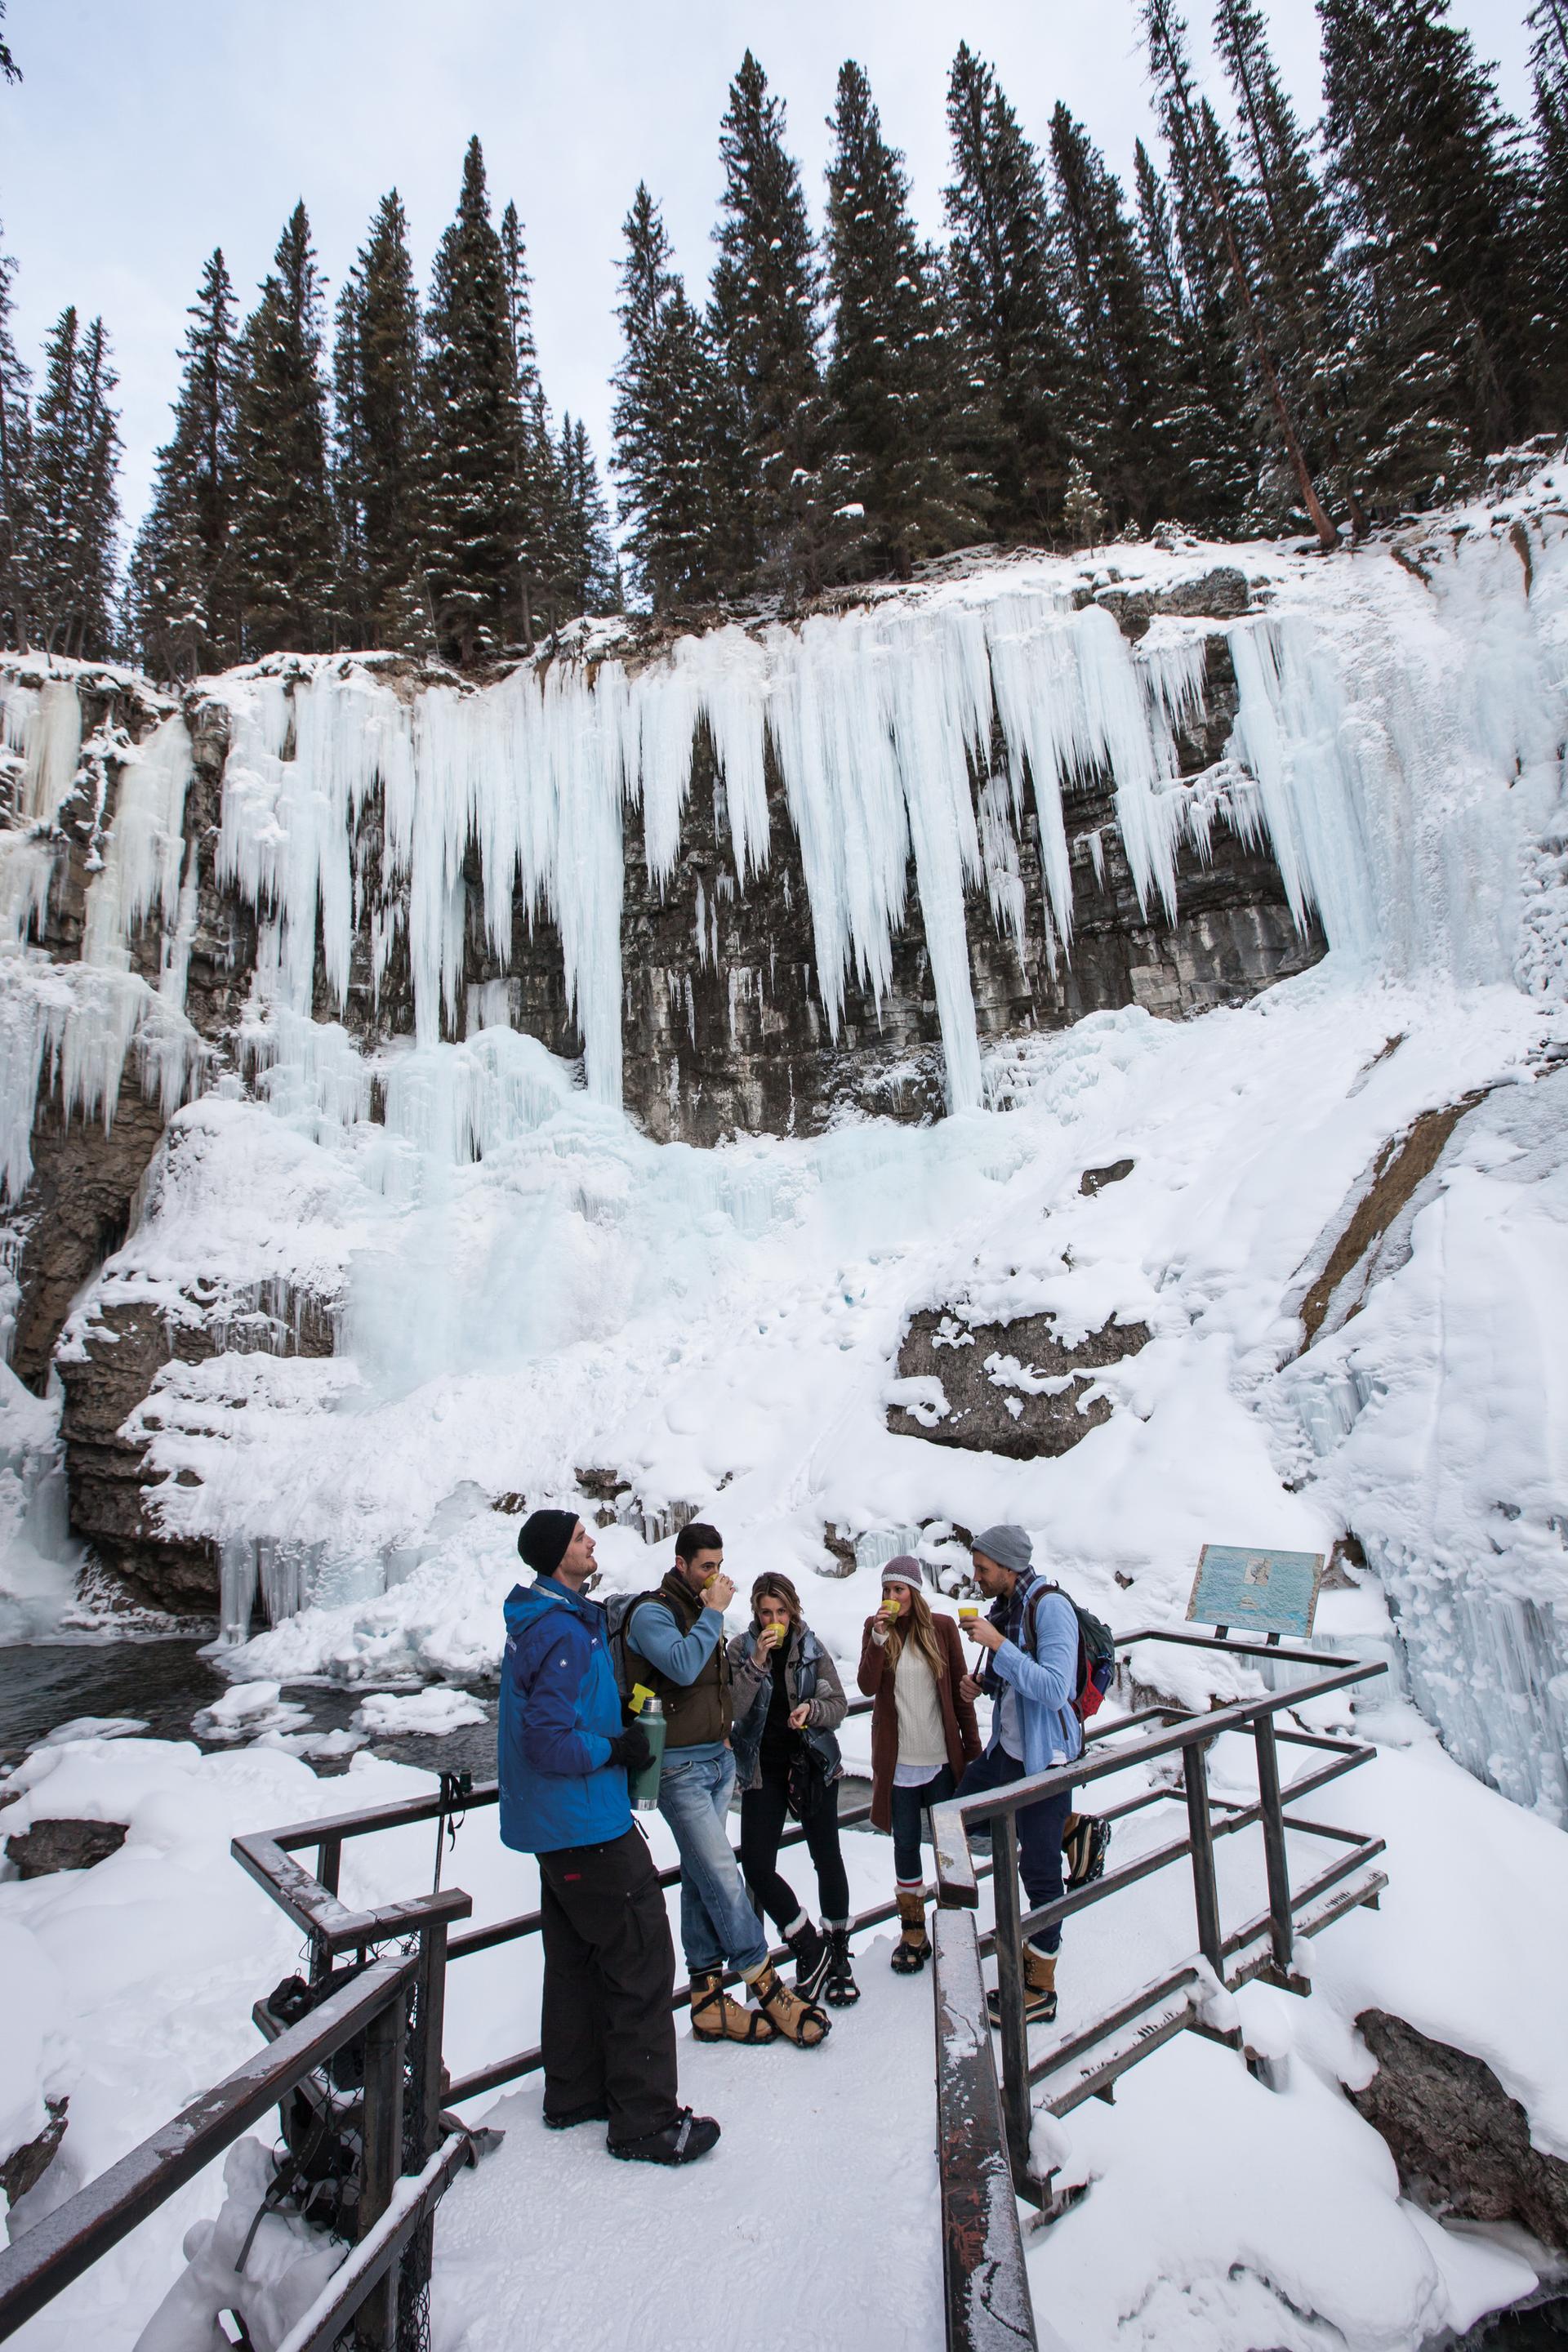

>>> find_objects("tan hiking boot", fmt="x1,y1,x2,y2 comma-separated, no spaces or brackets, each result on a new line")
690,1967,777,2044
891,1887,930,1975
987,1944,1058,2025
749,1962,831,2047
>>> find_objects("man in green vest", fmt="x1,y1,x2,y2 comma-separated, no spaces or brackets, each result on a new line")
626,1522,829,2049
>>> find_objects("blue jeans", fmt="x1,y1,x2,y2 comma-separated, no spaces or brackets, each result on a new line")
889,1763,956,1885
955,1745,1072,1956
657,1748,770,1977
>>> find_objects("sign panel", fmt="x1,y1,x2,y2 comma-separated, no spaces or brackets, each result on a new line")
1187,1544,1323,1640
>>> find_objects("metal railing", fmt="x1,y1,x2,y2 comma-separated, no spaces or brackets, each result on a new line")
0,1632,1388,2352
929,1628,1388,2352
0,1953,480,2351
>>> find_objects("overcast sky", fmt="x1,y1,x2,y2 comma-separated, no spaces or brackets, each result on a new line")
0,0,1535,541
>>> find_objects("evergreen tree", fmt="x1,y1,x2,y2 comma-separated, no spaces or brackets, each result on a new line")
424,137,524,662
0,229,35,650
1526,2,1568,404
709,51,822,584
822,58,987,577
1320,0,1541,466
234,203,336,656
552,414,620,619
499,201,562,646
1131,135,1227,523
30,307,121,659
127,249,242,676
612,183,739,609
942,44,1076,540
1213,0,1361,521
1049,105,1169,533
331,192,428,652
1143,0,1339,545
0,0,19,85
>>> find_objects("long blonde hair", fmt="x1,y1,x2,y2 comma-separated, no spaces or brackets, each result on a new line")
882,1580,947,1682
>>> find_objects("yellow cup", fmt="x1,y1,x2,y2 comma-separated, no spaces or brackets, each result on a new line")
883,1596,901,1618
958,1604,978,1624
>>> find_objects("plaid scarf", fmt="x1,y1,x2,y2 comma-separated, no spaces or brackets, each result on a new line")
982,1568,1040,1699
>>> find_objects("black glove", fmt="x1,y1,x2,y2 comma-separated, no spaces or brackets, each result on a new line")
608,1722,653,1773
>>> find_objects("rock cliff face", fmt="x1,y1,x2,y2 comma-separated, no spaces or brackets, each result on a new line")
1,557,1324,1609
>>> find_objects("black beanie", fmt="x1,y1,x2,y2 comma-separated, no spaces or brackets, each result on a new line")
519,1508,579,1577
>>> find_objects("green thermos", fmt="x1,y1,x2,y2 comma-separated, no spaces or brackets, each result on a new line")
627,1686,666,1811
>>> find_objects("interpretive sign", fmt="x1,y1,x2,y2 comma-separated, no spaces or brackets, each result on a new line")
1187,1544,1323,1640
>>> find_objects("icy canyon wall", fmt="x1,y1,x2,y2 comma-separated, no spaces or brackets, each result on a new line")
2,472,1567,1824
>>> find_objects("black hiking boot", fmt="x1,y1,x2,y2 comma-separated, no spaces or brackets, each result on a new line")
608,2107,721,2166
786,1918,832,2003
542,2100,609,2131
1062,1811,1111,1889
822,1924,860,2007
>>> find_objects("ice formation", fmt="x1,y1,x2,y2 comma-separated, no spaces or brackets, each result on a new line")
3,471,1567,1819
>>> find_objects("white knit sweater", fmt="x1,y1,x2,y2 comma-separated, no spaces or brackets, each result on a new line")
891,1641,948,1776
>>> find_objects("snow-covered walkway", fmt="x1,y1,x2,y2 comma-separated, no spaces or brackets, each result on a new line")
430,1921,943,2352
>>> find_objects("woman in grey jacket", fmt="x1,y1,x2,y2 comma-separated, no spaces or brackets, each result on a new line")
728,1573,858,2008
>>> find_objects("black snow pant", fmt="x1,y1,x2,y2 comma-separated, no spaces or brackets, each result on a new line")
536,1826,679,2145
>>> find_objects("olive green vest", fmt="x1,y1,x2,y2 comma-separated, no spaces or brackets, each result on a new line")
627,1569,733,1750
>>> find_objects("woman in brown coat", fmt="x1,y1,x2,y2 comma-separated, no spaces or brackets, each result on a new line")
858,1556,980,1973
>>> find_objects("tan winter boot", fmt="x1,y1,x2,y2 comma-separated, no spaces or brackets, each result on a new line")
987,1943,1058,2026
748,1962,830,2047
689,1967,777,2044
890,1887,931,1976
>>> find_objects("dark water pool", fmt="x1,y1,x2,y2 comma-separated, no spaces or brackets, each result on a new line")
0,1637,501,1780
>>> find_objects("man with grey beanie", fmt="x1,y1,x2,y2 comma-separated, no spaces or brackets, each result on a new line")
955,1525,1081,2025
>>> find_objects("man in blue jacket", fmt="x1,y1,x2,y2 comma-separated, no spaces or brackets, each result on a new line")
956,1524,1083,2026
499,1508,719,2166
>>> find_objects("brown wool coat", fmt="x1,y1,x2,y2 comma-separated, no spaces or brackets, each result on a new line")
858,1612,981,1833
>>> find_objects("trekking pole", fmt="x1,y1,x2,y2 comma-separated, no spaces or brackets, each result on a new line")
433,1770,473,1892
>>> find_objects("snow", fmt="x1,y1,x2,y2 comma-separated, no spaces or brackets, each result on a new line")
3,479,1568,2346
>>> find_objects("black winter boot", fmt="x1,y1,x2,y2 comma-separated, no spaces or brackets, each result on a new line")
822,1924,860,2007
608,2107,721,2166
786,1918,832,2003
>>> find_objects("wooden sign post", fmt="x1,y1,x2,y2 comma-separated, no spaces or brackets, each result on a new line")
1186,1544,1324,1644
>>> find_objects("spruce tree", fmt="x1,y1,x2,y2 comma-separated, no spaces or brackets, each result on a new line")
0,229,35,651
1143,0,1339,545
709,51,822,586
234,203,336,656
1320,0,1540,466
942,44,1076,540
29,309,122,660
127,249,242,676
1530,2,1568,390
612,183,739,609
0,0,18,84
553,415,619,618
331,192,428,652
424,138,524,662
1049,105,1169,533
498,201,561,646
822,59,987,577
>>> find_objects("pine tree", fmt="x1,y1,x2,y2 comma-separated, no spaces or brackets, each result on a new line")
1212,0,1361,520
127,250,243,676
1143,0,1339,546
553,415,620,618
498,201,561,646
709,51,822,586
1049,105,1169,533
233,204,336,657
1526,2,1568,409
0,0,18,84
1320,0,1541,466
612,183,740,609
822,58,987,578
29,308,121,660
0,229,35,650
331,193,429,653
424,138,524,663
942,44,1076,541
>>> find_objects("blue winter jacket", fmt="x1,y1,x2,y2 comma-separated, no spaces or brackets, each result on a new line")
497,1576,630,1855
982,1573,1085,1776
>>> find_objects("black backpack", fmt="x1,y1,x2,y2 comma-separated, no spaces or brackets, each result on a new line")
604,1589,662,1711
1023,1580,1116,1721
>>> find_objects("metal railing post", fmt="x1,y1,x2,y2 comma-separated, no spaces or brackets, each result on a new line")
989,1811,1033,2194
355,1989,406,2350
1182,1739,1223,1976
1252,1713,1295,1980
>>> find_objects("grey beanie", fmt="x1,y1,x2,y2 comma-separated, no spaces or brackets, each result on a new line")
972,1525,1032,1576
880,1553,923,1588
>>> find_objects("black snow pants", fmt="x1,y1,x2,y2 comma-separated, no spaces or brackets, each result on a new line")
536,1826,679,2144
